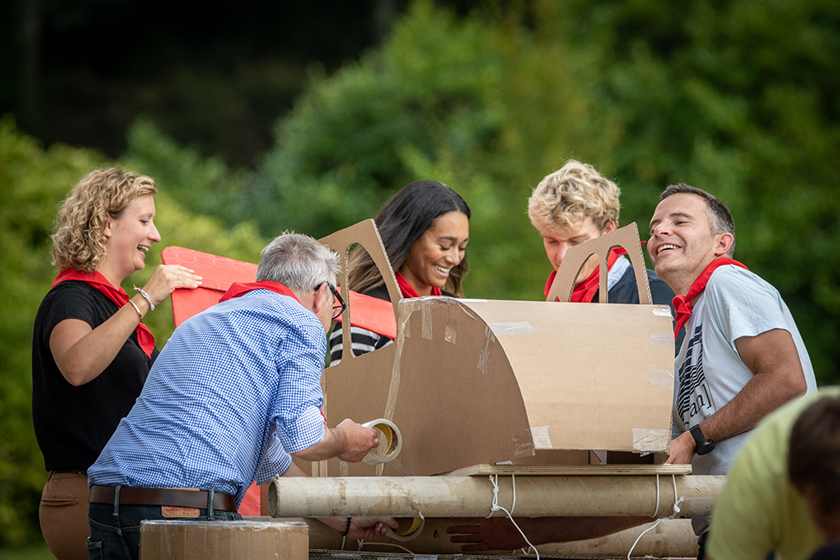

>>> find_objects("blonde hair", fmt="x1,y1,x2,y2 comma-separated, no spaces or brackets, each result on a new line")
528,160,620,237
51,168,157,273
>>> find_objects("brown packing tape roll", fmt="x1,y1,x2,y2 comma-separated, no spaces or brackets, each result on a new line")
383,516,424,541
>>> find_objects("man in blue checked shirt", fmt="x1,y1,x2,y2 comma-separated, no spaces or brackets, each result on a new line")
87,233,397,560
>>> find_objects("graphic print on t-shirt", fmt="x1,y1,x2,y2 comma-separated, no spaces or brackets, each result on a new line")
676,325,717,429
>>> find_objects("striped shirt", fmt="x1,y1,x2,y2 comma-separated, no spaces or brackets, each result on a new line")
88,289,327,506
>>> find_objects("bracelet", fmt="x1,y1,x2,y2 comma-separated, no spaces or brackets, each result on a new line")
339,516,352,537
127,300,143,320
133,286,155,311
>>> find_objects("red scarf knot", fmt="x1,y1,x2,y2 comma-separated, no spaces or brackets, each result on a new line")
672,258,749,339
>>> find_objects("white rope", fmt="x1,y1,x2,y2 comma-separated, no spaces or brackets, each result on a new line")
627,474,685,560
487,474,540,560
651,474,661,518
357,540,416,554
510,473,517,515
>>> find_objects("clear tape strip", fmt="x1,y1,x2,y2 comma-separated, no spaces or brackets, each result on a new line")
632,428,670,452
650,332,673,346
649,367,674,388
489,322,536,336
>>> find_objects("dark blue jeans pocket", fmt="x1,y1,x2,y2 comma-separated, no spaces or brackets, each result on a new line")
88,507,142,560
85,538,103,560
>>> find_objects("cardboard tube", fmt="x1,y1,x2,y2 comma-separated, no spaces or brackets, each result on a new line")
361,419,402,464
267,475,724,518
298,517,698,557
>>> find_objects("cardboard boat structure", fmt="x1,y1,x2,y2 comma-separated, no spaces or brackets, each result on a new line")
162,220,716,557
317,219,677,477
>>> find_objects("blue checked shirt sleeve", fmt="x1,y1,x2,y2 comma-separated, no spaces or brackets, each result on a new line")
272,314,328,455
254,428,294,485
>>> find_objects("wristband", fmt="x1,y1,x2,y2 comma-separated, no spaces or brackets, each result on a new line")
339,516,352,537
133,286,155,311
127,299,143,320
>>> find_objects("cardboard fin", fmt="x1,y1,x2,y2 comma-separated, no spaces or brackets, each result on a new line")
546,223,652,304
320,219,402,356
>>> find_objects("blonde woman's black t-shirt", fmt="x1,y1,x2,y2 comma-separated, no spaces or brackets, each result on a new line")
31,281,157,471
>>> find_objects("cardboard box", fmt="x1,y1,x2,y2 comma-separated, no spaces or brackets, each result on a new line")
319,221,675,476
139,519,307,560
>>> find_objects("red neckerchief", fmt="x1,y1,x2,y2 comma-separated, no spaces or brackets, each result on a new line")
219,281,300,303
395,271,442,299
52,269,156,357
672,258,749,339
543,248,627,302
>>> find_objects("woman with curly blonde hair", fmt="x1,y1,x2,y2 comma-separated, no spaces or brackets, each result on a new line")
32,168,201,560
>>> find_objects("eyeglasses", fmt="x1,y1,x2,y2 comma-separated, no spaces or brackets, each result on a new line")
315,282,346,320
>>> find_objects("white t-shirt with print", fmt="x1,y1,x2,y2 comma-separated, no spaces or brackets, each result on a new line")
672,265,817,535
672,265,817,474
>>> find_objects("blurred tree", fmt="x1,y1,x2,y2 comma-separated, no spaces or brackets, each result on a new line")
250,0,839,381
558,0,840,379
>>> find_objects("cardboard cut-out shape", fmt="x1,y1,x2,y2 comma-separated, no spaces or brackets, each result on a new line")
318,221,675,477
545,223,652,304
320,219,401,343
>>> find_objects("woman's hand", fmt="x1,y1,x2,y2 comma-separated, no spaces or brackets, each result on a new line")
139,265,202,307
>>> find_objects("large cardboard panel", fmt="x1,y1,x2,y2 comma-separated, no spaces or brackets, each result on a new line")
139,519,307,560
457,299,673,452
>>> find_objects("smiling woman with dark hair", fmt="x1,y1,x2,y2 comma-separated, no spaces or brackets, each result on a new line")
329,180,470,365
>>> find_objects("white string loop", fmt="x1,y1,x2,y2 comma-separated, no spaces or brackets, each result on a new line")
487,474,540,560
627,474,685,559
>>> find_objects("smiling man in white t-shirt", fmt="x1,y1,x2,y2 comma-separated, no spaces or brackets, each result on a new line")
647,183,817,557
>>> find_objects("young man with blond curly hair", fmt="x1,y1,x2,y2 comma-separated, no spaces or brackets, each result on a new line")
528,160,676,307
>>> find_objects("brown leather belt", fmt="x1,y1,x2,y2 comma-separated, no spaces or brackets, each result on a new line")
89,485,237,512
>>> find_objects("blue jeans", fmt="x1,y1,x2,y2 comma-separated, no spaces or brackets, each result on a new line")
86,487,242,560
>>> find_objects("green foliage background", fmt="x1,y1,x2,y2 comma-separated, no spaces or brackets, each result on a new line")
2,0,839,548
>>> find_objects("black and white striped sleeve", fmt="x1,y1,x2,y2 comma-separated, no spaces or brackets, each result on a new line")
328,326,394,366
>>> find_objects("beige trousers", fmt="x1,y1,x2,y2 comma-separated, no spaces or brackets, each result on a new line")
39,472,90,560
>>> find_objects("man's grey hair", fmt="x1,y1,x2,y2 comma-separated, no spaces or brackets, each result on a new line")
256,232,340,292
